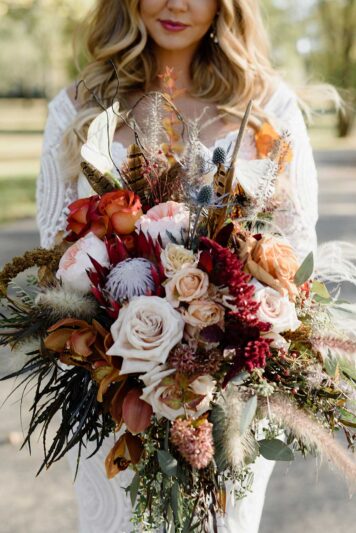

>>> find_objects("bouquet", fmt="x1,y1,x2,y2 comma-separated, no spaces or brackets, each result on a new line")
1,79,355,532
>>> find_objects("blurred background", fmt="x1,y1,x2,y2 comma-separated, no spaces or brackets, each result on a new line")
0,1,355,532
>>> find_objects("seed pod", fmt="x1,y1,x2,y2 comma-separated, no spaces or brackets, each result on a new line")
80,161,117,195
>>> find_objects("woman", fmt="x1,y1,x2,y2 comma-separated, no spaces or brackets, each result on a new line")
36,1,320,531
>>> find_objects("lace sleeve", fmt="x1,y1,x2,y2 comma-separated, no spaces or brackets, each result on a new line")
266,83,318,262
36,89,78,249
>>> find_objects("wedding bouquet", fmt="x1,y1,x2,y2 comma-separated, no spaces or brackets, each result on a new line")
1,81,355,532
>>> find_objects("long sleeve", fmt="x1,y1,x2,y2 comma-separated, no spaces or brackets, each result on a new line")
36,89,79,249
266,82,319,262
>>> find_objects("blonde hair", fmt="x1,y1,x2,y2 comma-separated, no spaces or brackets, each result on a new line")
62,0,338,179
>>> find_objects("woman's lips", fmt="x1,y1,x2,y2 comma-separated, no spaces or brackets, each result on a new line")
159,20,189,32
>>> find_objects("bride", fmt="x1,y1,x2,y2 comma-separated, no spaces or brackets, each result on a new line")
36,1,321,531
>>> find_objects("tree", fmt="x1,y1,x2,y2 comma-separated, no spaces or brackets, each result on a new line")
311,0,356,136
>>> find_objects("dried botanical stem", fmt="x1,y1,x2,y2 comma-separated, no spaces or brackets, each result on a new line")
0,246,64,296
211,101,253,238
261,395,356,488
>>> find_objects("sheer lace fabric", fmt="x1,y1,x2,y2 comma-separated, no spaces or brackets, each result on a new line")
36,81,319,533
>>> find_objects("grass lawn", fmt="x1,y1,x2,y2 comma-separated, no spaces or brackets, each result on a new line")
0,99,354,226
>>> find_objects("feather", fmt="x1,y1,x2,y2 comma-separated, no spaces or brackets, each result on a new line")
123,143,148,199
315,241,356,288
80,161,117,195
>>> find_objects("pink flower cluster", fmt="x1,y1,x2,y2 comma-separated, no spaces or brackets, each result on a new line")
170,418,214,470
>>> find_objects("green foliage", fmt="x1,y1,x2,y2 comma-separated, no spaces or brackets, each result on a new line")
258,439,295,461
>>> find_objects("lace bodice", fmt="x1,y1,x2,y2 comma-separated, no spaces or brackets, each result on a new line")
37,83,318,261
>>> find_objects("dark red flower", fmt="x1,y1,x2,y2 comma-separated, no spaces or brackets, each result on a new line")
66,196,109,241
87,232,166,318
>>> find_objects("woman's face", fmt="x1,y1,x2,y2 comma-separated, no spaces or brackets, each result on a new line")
139,0,219,52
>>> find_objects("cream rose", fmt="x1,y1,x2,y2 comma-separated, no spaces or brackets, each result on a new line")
161,244,199,278
181,300,225,329
165,267,209,308
56,232,109,293
140,365,215,421
255,286,301,333
106,296,184,374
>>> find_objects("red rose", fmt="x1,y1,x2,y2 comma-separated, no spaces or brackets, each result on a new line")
66,196,109,242
99,190,143,235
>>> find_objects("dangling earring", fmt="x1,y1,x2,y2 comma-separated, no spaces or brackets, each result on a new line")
210,13,220,45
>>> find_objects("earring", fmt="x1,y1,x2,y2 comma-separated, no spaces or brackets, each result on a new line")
210,14,219,45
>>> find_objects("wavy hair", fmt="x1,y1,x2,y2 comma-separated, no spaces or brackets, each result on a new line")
61,0,337,179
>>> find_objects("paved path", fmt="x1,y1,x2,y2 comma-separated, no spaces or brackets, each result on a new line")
0,150,355,533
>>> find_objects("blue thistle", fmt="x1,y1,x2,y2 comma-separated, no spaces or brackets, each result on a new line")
212,147,226,166
196,185,214,206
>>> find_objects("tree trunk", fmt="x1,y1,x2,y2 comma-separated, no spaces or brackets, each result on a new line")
337,108,355,138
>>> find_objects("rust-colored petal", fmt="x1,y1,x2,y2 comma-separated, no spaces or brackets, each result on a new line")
105,435,130,479
122,388,153,435
96,368,122,403
70,327,96,357
44,328,74,352
125,432,144,465
47,318,90,332
109,380,130,426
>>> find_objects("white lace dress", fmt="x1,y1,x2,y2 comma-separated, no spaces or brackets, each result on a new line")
36,82,318,533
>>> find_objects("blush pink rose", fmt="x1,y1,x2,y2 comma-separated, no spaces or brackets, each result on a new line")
135,201,189,247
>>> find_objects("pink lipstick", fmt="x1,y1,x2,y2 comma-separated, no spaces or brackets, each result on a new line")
159,20,189,32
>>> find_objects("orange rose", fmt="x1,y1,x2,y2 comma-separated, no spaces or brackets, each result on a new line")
99,190,143,235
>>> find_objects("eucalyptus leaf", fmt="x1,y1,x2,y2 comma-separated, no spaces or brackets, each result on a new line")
240,395,258,434
231,371,250,386
324,357,338,377
171,481,182,524
311,280,330,300
313,294,332,304
129,472,140,507
294,252,314,286
157,450,178,477
258,439,294,461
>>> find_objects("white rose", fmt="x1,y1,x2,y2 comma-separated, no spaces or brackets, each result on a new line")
255,286,301,333
56,232,109,293
140,365,215,421
161,244,199,278
106,296,184,374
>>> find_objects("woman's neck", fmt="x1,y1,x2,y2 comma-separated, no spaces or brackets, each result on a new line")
150,44,198,92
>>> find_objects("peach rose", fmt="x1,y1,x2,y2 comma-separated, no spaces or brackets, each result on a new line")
181,300,225,329
239,235,299,300
99,190,142,235
165,267,209,308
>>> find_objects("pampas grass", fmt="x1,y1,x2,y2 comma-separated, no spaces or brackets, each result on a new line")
35,287,99,322
261,395,356,488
